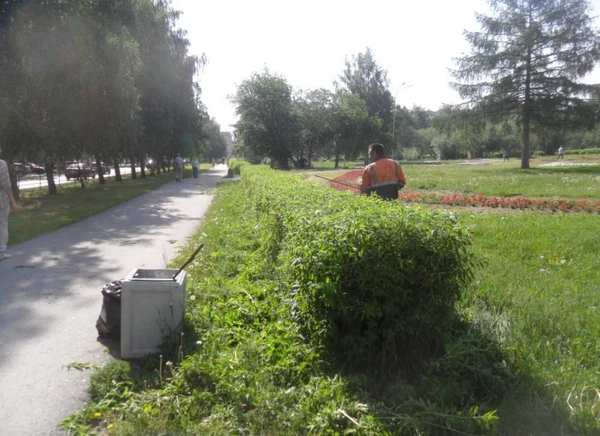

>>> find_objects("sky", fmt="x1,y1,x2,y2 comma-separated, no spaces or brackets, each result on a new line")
170,0,600,131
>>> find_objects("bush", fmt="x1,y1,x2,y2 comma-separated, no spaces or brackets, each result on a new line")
532,150,546,156
401,147,421,161
242,166,477,369
565,147,600,155
228,158,250,175
432,139,461,160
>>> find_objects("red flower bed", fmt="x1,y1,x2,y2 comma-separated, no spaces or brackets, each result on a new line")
329,171,600,213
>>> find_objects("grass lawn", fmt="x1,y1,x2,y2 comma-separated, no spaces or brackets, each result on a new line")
26,157,599,435
8,164,212,246
303,155,600,200
406,157,600,198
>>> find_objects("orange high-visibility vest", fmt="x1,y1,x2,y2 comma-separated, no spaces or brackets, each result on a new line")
359,158,406,200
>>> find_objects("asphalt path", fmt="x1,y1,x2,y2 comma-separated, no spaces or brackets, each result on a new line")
0,165,229,435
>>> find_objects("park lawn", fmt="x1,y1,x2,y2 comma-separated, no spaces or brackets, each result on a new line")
458,211,600,433
8,164,211,246
64,162,599,435
300,156,600,200
405,157,600,199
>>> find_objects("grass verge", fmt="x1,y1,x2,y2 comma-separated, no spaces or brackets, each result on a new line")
9,166,209,245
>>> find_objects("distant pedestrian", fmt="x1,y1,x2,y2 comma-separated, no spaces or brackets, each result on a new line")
502,150,509,161
557,146,564,159
174,154,184,182
0,150,22,261
191,158,199,178
467,151,472,160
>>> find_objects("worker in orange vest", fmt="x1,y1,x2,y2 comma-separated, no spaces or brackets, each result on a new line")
359,143,406,200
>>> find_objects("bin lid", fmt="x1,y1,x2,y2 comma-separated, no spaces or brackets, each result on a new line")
128,269,181,281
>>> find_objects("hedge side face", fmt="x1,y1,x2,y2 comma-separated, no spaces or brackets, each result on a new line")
242,166,477,368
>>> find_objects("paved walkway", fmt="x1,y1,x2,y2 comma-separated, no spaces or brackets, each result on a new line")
0,165,228,435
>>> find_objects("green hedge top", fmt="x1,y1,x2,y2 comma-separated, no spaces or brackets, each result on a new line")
241,165,477,368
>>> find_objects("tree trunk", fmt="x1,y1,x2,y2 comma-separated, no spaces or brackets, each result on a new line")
114,158,123,182
45,163,57,195
95,156,106,184
521,11,532,170
129,158,137,180
9,172,20,200
140,156,146,179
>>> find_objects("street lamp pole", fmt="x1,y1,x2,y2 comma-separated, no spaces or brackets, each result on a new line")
391,82,412,159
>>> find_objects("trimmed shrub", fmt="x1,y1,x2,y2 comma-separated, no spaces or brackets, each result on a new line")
241,166,477,369
532,150,546,156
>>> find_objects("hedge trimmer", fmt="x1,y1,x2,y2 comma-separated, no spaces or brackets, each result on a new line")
314,174,360,191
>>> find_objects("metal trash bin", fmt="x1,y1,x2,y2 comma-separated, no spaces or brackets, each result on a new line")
120,268,186,358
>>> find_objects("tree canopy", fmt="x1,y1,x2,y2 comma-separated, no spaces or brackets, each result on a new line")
0,0,220,194
451,0,600,168
232,70,298,170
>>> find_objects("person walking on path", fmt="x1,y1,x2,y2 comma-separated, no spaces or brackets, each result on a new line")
174,153,184,182
359,143,406,200
502,150,509,161
557,146,564,159
0,150,21,260
191,157,199,178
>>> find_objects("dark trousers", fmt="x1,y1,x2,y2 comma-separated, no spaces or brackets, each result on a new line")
193,167,198,178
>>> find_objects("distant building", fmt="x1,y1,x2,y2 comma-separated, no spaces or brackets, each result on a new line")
220,131,233,156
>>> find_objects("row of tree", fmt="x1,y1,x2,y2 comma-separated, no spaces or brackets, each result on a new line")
232,0,600,170
0,0,227,195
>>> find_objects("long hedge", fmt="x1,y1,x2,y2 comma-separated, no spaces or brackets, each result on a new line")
242,166,477,368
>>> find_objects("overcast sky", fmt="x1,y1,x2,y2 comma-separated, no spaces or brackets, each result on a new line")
170,0,600,131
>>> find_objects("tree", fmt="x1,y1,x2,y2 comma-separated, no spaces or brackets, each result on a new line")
332,92,382,167
339,48,393,143
294,88,337,167
198,118,227,161
452,0,600,169
232,69,298,170
6,0,90,194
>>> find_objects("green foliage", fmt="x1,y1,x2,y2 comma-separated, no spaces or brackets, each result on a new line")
231,69,298,170
451,0,600,168
400,147,421,161
339,47,393,140
532,150,546,156
294,88,337,166
243,166,477,368
89,360,134,402
0,0,209,192
227,158,250,175
565,147,600,155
